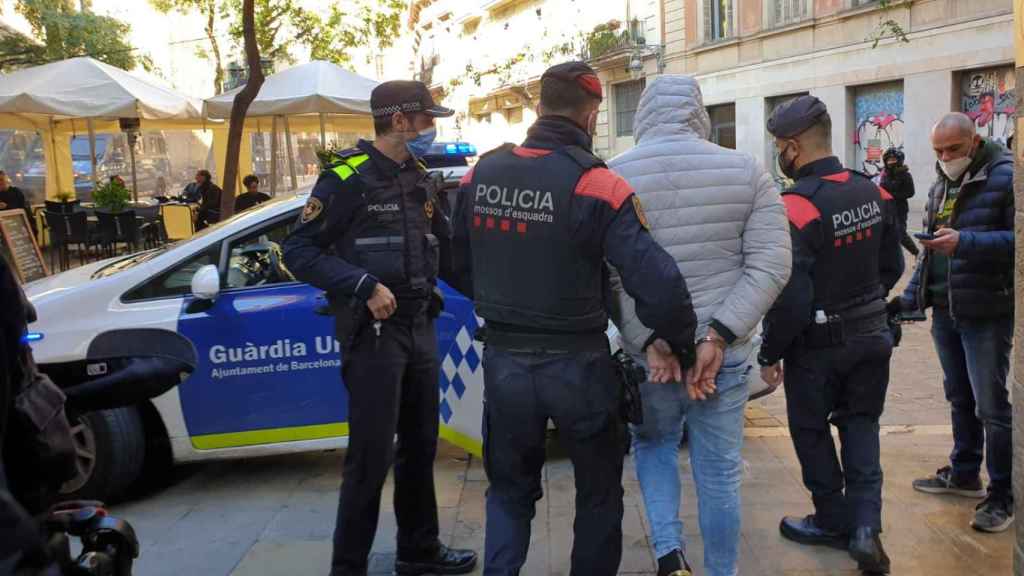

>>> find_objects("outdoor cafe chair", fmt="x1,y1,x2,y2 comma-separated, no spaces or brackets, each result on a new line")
95,210,140,258
44,199,79,214
44,210,94,271
161,203,195,241
133,205,164,248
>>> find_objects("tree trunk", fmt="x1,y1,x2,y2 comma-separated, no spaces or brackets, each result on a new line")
218,0,263,221
206,0,225,94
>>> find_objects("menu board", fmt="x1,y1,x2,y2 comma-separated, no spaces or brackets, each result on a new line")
0,209,48,283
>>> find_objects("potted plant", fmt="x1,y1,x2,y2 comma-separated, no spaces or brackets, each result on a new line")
93,178,131,213
55,190,74,204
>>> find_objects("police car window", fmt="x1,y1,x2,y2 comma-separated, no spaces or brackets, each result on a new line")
122,246,220,302
224,217,296,290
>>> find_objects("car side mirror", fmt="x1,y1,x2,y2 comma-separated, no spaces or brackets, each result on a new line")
191,265,221,301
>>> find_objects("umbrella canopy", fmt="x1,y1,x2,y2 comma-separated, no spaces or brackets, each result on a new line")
203,60,379,119
0,57,203,120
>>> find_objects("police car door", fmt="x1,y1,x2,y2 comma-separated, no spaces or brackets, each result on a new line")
177,212,347,450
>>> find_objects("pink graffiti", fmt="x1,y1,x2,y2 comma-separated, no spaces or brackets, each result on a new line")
871,114,899,129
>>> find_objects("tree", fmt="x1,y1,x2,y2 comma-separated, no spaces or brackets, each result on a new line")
219,0,263,221
149,0,227,93
0,0,149,71
226,0,405,67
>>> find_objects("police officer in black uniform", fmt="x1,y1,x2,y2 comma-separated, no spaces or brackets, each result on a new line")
452,62,699,576
757,96,904,574
282,80,477,576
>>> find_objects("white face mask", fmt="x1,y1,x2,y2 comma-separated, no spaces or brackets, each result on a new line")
939,155,972,181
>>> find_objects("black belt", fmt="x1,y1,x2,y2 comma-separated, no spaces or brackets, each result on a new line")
842,313,888,335
485,330,608,354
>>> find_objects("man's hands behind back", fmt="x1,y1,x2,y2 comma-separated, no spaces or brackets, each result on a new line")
645,339,683,383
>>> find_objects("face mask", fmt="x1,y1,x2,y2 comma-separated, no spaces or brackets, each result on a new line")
406,126,437,158
939,155,972,182
778,143,799,180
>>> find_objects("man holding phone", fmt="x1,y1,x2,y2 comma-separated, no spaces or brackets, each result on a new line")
893,112,1015,533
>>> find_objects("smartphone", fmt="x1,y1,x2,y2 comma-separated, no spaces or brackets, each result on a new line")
913,232,935,241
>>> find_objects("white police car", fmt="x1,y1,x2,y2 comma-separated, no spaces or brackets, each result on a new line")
25,188,488,503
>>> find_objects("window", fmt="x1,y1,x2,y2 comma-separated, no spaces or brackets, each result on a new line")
850,0,879,7
769,0,810,28
704,0,734,42
474,113,491,125
614,80,645,137
503,106,523,126
123,246,220,302
225,217,296,290
707,104,736,149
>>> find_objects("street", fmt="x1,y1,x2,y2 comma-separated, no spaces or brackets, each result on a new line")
108,272,1014,576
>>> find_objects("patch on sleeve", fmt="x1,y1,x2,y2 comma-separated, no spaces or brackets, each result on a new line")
301,197,323,224
632,195,650,230
877,185,894,201
424,199,435,219
575,168,633,210
782,194,821,230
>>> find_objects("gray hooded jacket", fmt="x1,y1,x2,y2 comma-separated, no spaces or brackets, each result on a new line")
608,75,791,355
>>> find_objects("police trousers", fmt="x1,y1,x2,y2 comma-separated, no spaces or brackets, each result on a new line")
784,326,894,532
481,339,625,576
331,313,441,576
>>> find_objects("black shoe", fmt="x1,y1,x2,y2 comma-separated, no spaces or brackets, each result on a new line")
657,549,693,576
779,515,848,550
395,545,477,575
912,466,986,498
972,494,1015,533
848,527,890,574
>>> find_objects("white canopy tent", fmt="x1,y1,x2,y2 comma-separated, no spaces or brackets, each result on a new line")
204,60,377,194
0,57,206,200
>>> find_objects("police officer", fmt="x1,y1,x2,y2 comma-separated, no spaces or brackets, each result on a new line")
758,96,904,574
282,80,477,576
452,61,699,576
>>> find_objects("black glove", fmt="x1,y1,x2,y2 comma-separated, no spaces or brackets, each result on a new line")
886,296,904,316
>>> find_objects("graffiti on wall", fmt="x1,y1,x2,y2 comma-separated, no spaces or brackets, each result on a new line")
961,67,1016,144
854,82,905,178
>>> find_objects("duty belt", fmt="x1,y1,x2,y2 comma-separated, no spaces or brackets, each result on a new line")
485,330,608,354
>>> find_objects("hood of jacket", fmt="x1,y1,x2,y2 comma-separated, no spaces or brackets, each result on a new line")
633,75,711,144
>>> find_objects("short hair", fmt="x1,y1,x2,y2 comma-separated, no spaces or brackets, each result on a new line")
540,76,600,115
933,112,976,139
798,113,832,151
374,112,417,136
197,169,212,182
243,174,259,187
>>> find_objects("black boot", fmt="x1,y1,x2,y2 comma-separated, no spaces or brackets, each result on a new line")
848,527,890,574
779,515,848,549
395,545,477,575
657,549,693,576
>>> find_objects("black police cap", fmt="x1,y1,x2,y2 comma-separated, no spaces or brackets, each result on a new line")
541,61,603,99
767,95,829,138
371,80,454,119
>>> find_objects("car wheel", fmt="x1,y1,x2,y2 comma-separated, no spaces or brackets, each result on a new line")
61,407,146,503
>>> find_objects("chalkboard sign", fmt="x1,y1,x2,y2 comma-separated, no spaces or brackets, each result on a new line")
0,209,48,283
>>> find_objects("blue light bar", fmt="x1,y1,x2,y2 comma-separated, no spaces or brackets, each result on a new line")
445,144,458,154
440,142,477,157
21,332,43,343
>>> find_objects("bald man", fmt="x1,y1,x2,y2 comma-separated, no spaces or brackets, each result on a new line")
894,113,1015,533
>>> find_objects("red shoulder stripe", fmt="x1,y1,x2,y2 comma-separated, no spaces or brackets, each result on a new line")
783,195,821,230
575,168,633,210
821,171,851,183
877,185,894,201
459,167,475,186
512,146,552,158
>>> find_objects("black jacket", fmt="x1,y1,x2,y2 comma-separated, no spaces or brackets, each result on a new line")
880,166,914,220
900,139,1014,319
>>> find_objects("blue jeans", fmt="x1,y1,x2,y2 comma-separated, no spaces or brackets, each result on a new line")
931,309,1013,498
631,342,751,576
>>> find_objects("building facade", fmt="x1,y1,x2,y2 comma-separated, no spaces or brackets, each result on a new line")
660,0,1013,200
403,0,664,159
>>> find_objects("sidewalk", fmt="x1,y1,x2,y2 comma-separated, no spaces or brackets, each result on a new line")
116,429,1012,576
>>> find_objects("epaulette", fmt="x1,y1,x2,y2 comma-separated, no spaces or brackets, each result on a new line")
562,145,606,171
480,143,516,160
326,149,371,182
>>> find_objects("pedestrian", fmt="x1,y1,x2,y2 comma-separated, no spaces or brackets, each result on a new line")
451,61,699,576
879,148,919,256
607,75,792,576
234,174,271,213
282,80,477,576
189,170,222,230
758,96,904,574
0,170,36,237
895,112,1015,533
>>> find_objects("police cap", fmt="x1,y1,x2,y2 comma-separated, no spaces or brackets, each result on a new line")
541,61,603,100
767,95,829,138
371,80,454,119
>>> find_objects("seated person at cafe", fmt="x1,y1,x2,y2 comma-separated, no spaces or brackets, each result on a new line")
182,169,213,204
0,170,36,237
191,170,223,230
234,175,271,213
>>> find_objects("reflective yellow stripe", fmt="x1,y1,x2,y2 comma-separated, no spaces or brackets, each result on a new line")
191,422,350,450
330,154,369,181
439,424,483,457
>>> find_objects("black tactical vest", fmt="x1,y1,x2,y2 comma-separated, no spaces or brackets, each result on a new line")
789,169,889,313
469,145,607,333
329,151,440,301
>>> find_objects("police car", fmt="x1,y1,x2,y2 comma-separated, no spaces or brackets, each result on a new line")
25,148,486,503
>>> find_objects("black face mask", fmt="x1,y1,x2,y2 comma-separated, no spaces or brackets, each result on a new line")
778,143,799,180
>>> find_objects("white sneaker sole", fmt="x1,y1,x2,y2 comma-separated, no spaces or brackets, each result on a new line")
971,515,1014,533
912,484,987,498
